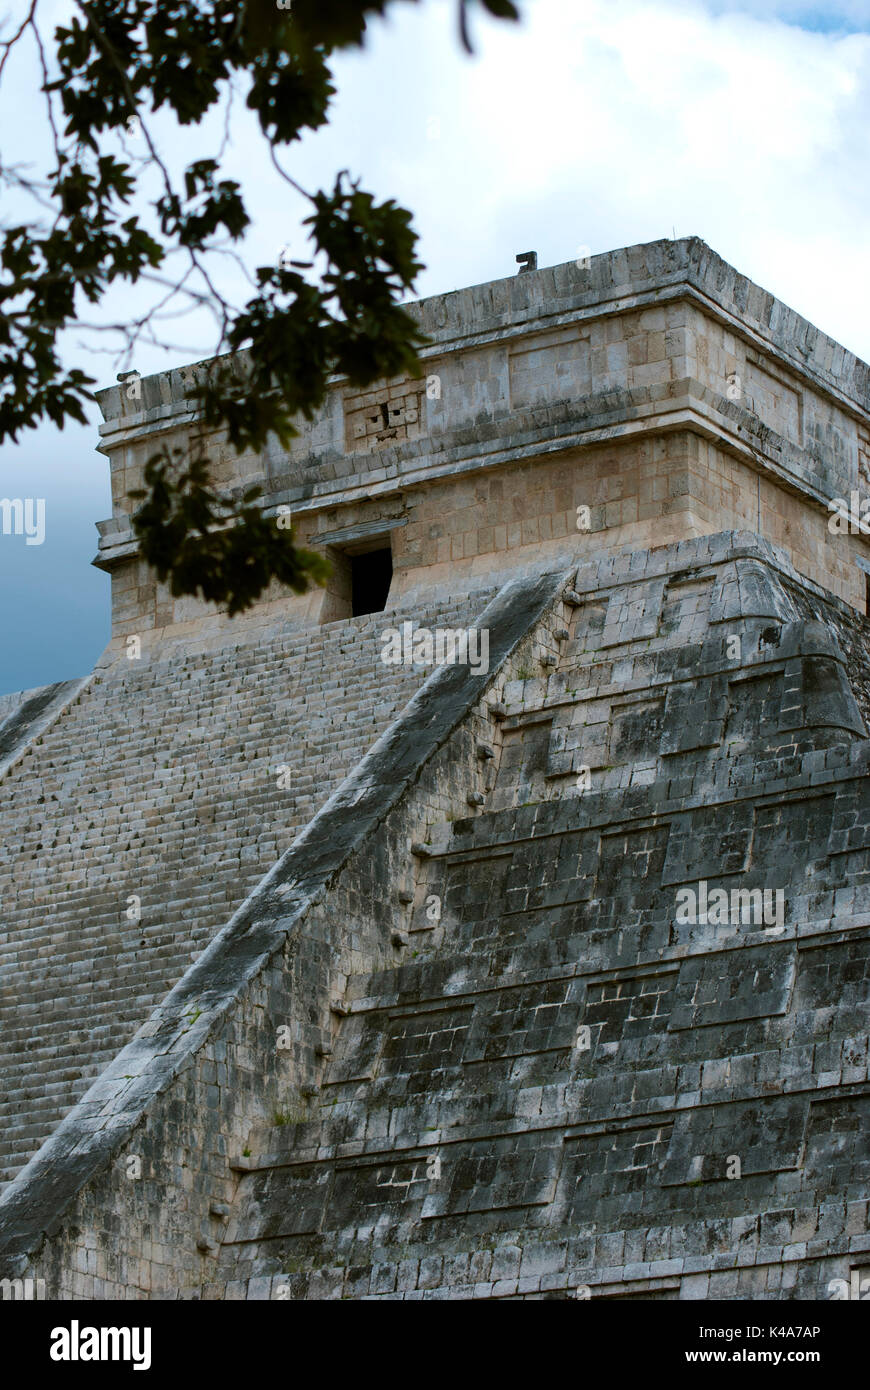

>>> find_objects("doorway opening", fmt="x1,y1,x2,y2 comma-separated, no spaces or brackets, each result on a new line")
351,547,393,616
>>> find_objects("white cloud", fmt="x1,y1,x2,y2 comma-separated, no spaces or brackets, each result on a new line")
307,0,870,359
6,0,869,363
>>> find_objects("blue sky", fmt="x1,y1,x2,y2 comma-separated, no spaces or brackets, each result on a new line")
709,1,870,31
1,0,870,695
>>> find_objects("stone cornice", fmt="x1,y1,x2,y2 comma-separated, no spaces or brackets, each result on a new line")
93,238,870,449
92,384,868,571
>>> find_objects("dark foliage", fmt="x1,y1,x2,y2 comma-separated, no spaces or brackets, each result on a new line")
0,0,518,611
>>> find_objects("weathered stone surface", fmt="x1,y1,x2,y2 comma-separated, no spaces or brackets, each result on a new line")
0,590,496,1190
0,678,89,778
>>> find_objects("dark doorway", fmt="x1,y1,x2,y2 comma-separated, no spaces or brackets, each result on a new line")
351,548,393,616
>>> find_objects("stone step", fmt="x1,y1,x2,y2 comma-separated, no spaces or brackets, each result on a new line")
0,589,497,1190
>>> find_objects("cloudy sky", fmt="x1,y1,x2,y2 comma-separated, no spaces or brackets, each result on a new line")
1,0,869,695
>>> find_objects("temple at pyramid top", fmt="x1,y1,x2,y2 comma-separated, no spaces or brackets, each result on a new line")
93,236,870,653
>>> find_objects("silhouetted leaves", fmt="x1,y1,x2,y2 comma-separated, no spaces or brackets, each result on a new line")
1,0,520,613
129,447,331,616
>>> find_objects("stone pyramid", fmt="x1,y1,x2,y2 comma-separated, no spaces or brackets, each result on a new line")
1,238,868,1300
